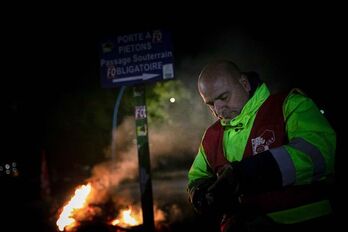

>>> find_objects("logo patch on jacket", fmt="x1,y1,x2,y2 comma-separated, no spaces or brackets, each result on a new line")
251,129,275,154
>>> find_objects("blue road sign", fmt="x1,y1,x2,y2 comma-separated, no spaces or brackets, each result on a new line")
100,29,174,87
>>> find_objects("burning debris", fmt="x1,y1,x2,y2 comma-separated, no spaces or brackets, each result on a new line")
110,207,142,227
56,182,167,232
56,184,92,231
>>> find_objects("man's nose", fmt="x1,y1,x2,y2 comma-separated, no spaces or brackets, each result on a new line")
214,100,224,112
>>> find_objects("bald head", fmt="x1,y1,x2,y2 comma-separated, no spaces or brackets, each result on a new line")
198,60,241,85
197,60,251,121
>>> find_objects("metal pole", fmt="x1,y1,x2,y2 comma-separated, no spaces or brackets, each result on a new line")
111,86,126,161
133,85,155,232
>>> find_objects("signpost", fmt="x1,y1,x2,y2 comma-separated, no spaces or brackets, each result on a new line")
100,29,174,232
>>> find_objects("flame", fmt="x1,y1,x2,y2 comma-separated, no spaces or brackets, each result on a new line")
110,205,166,228
56,182,167,231
56,183,92,231
111,206,142,227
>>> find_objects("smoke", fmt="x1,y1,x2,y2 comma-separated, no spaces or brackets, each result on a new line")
87,156,138,205
149,125,200,159
71,79,212,223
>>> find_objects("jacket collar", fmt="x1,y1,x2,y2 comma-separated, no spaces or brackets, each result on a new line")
221,83,270,128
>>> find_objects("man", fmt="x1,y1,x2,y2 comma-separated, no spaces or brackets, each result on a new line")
187,60,336,231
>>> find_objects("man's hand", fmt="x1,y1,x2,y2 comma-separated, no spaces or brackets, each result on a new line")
208,163,240,194
206,163,241,213
188,178,216,214
188,163,242,214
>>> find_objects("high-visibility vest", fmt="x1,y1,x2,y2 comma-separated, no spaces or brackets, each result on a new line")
202,92,331,219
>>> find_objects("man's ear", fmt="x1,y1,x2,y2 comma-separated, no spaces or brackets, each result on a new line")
239,74,251,92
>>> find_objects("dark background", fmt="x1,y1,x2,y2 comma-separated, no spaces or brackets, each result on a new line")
2,7,344,145
1,4,345,231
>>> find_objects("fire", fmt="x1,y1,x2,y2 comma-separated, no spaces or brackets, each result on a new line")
111,207,142,228
56,183,92,231
110,205,166,228
56,182,167,231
